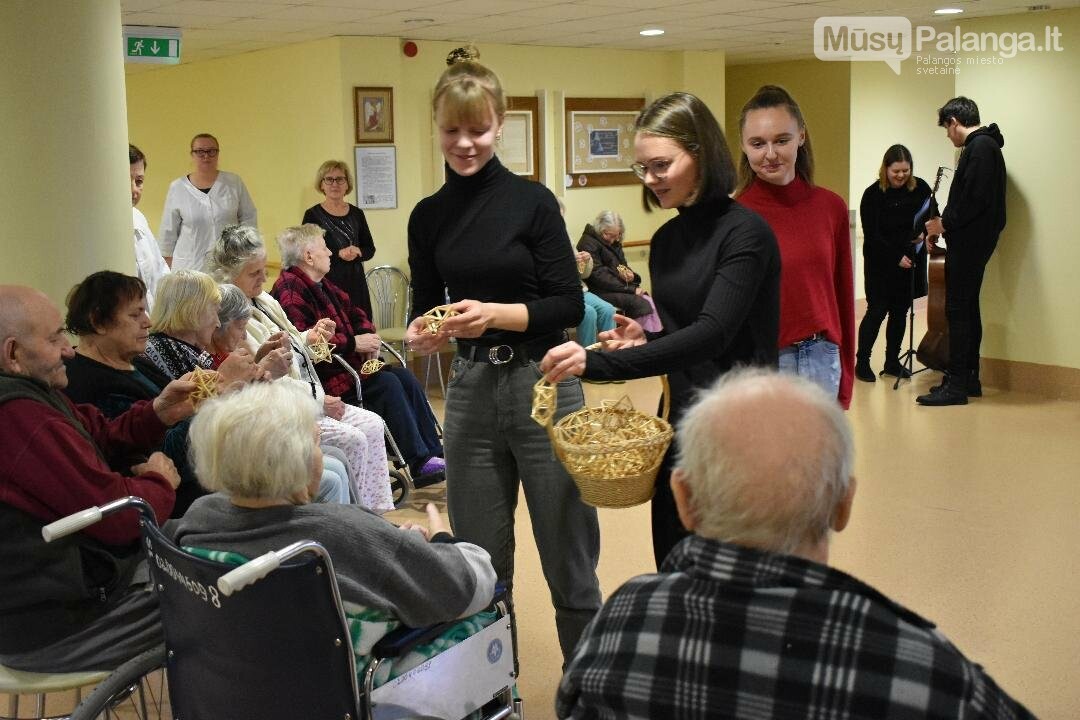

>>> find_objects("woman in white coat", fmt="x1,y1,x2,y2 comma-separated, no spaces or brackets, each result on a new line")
159,133,257,271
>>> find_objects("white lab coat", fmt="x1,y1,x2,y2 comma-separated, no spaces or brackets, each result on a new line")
133,207,170,311
158,171,257,272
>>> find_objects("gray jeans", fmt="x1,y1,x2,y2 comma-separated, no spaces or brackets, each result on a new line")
444,355,601,662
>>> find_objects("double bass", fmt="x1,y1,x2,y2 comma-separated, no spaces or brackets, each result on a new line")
915,167,949,371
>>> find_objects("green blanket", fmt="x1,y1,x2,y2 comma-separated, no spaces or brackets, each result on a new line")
184,546,496,688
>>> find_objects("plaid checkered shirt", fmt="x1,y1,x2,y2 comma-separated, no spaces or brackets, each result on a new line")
557,535,1032,719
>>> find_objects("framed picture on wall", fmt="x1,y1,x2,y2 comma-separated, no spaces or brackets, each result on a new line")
354,87,394,144
500,96,541,181
564,97,644,188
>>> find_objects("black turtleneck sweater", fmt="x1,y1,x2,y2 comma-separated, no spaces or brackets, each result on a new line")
407,156,583,348
583,198,781,425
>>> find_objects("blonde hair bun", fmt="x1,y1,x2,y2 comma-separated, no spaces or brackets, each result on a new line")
446,45,480,66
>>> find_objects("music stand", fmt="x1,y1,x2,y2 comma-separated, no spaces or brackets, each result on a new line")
892,175,941,391
892,249,930,390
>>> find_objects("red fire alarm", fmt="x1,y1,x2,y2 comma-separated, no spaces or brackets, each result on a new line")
403,41,418,57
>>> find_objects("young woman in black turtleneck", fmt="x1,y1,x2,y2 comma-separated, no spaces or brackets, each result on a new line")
403,52,601,664
541,92,782,568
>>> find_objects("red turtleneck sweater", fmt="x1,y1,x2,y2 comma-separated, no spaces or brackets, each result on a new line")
738,176,854,409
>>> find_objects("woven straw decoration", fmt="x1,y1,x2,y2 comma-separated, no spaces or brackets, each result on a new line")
308,339,336,364
189,367,219,408
360,358,385,375
531,375,672,508
421,304,459,335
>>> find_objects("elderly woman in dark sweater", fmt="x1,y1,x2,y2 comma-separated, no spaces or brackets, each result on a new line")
542,92,781,568
576,211,655,320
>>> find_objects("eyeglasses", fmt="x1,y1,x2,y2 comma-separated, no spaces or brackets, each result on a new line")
322,176,348,186
191,148,219,158
630,151,684,181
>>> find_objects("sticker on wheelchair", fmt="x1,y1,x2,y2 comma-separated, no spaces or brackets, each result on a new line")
370,618,514,719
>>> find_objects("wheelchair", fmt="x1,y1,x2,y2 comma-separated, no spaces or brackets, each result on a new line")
334,339,446,509
43,496,521,720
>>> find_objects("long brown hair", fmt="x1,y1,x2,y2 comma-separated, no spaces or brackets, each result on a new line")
633,92,735,211
734,85,814,195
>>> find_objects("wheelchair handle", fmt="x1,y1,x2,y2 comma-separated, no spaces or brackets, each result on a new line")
217,551,281,597
41,496,157,542
42,507,103,542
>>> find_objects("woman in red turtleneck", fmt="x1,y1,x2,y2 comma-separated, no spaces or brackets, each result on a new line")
735,85,854,409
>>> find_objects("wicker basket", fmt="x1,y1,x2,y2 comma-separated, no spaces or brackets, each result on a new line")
531,375,672,508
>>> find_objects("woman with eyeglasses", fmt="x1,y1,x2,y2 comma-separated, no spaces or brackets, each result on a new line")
541,92,781,568
302,161,377,319
734,85,855,409
403,49,602,664
159,133,257,272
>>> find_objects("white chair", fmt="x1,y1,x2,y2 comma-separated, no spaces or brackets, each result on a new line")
365,265,446,396
1,664,109,719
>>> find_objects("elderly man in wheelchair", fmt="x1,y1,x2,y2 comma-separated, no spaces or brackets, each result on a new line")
126,380,512,719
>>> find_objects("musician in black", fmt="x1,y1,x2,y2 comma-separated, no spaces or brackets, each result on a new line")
918,97,1006,406
855,145,931,382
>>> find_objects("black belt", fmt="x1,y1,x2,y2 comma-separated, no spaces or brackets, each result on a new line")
457,334,563,366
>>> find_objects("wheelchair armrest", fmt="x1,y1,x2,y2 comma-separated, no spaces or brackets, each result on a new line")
370,620,457,660
370,582,510,660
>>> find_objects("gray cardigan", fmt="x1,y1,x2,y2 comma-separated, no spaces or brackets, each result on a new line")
167,494,496,627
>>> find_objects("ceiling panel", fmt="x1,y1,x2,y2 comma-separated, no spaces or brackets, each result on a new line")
121,0,1080,70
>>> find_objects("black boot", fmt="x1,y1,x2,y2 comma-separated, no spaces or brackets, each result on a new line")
917,376,968,406
881,359,912,379
930,370,982,397
855,359,876,383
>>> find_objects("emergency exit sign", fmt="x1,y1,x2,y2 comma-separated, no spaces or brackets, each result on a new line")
123,26,181,65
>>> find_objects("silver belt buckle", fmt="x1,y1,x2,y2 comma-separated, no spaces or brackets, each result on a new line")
488,345,514,365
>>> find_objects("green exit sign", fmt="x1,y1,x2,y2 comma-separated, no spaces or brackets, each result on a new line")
123,26,181,65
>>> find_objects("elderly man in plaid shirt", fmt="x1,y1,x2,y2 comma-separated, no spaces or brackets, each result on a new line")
557,368,1032,719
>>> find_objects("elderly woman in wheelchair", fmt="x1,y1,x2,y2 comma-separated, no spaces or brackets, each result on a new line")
170,379,496,626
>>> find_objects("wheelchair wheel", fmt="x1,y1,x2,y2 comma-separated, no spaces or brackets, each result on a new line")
70,646,167,720
390,468,411,508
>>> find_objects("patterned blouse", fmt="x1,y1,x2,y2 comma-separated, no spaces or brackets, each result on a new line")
143,333,214,380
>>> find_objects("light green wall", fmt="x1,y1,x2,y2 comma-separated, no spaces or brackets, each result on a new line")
126,39,345,270
950,8,1080,369
848,55,956,298
127,38,726,279
724,59,852,204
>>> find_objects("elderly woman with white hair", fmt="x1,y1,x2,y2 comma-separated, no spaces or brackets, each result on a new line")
168,381,497,628
270,224,444,482
209,227,395,511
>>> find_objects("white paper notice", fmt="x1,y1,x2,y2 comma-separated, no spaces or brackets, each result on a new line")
355,146,397,209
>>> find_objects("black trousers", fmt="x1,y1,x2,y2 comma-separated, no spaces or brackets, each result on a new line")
945,240,996,377
857,302,909,364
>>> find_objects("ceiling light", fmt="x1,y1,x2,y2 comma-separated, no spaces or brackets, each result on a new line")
639,28,665,37
934,8,964,14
